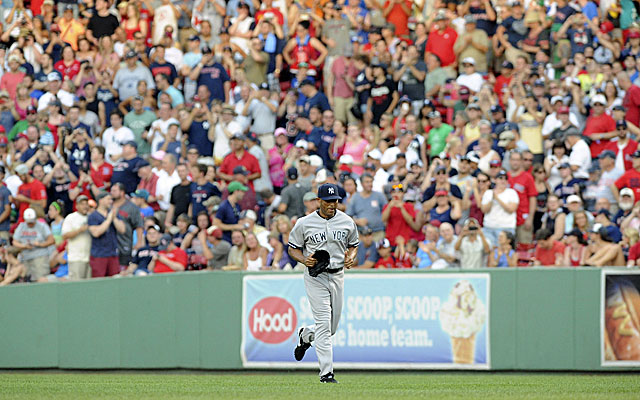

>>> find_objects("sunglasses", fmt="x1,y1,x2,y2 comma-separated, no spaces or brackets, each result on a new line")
391,184,404,192
617,127,626,130
534,170,545,174
436,170,447,175
477,179,489,183
496,176,507,180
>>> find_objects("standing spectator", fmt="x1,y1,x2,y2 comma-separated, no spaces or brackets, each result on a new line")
564,130,592,180
245,133,273,194
583,94,616,158
124,95,158,156
382,183,420,247
455,218,491,269
14,163,47,224
86,0,120,46
111,141,145,195
180,98,214,158
218,134,261,189
426,111,454,158
328,47,358,124
88,192,125,277
213,182,247,243
496,1,528,63
102,111,135,163
241,83,278,150
481,170,519,245
299,79,331,116
13,208,55,281
507,152,537,244
347,173,387,241
454,16,490,74
111,183,144,268
383,0,412,37
189,48,230,103
189,163,221,223
0,166,11,240
308,110,337,170
113,51,156,102
605,120,638,171
213,105,242,164
278,167,309,219
613,151,640,201
154,154,181,212
425,11,458,68
165,163,192,227
283,20,328,78
394,45,427,111
455,58,484,93
617,71,640,127
90,146,113,190
366,64,399,127
432,222,458,269
61,195,92,280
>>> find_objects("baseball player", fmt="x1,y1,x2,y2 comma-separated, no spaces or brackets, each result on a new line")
288,183,359,383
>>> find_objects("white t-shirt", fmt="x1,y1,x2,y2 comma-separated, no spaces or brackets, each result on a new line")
229,16,254,54
482,188,519,229
61,212,91,263
213,121,242,162
155,169,181,211
456,72,484,93
102,126,135,163
149,118,181,154
153,4,178,45
569,139,592,180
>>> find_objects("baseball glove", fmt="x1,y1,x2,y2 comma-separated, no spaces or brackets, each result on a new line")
308,250,331,277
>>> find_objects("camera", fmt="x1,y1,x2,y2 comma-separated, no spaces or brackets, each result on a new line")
469,226,478,231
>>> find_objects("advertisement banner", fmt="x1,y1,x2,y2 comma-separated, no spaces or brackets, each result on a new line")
601,270,640,367
241,273,490,369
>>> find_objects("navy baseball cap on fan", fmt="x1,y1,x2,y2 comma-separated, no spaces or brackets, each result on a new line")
300,78,315,87
632,150,640,158
124,140,138,149
233,165,249,175
287,167,299,180
490,105,503,113
599,150,616,159
318,183,342,201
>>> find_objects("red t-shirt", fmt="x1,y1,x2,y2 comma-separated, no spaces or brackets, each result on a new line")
17,179,47,223
425,27,458,67
69,181,92,211
374,255,396,269
91,162,113,188
154,247,188,273
534,241,565,266
623,84,640,127
383,0,412,36
615,168,640,200
138,173,160,211
583,113,616,158
508,170,538,226
629,241,640,263
254,8,285,26
383,202,416,247
605,139,639,171
54,60,82,81
494,75,512,102
219,150,261,190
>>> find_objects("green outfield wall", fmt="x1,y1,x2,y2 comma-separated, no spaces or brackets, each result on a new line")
0,268,636,371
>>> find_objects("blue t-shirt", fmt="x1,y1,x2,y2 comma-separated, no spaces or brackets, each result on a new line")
88,210,118,258
68,143,91,178
308,127,335,169
130,244,161,273
187,120,213,157
0,185,11,232
112,156,144,194
190,181,220,222
567,28,592,56
215,199,240,243
159,140,182,159
302,91,331,116
197,62,229,102
501,16,527,47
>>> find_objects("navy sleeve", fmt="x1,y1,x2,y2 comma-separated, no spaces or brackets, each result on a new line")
422,185,435,202
450,185,462,199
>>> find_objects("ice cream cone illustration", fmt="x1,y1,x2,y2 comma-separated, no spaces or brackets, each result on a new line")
439,280,486,364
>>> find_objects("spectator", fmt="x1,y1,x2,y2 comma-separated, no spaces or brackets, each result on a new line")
613,151,640,201
541,194,567,242
13,207,55,281
165,163,192,227
218,133,261,187
426,11,457,68
431,222,457,269
455,217,491,269
189,47,230,103
243,232,269,271
488,231,517,267
0,166,12,240
454,16,490,74
583,94,616,158
103,111,135,164
481,170,519,245
356,226,378,269
14,163,47,224
584,224,625,267
507,151,537,244
122,224,163,276
381,183,420,247
189,163,221,223
242,83,278,150
563,229,588,267
113,51,155,102
347,173,387,241
111,140,145,194
61,195,91,280
88,192,125,277
213,181,247,243
278,167,309,219
110,183,144,268
86,0,119,46
204,226,231,269
245,133,274,194
606,120,638,171
533,228,565,267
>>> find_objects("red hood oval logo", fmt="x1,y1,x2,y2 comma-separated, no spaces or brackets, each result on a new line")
249,296,297,344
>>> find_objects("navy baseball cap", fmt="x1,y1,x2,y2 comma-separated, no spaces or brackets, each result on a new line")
599,150,616,159
318,183,342,201
124,140,138,149
616,120,628,129
490,105,504,113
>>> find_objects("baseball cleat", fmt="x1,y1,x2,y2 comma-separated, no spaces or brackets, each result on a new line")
320,373,338,383
294,328,311,361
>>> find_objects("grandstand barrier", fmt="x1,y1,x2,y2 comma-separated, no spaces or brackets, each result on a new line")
0,268,638,371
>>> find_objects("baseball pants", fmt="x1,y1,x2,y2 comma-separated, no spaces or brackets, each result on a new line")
300,269,344,377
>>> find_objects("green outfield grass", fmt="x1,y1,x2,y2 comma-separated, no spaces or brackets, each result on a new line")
1,371,639,399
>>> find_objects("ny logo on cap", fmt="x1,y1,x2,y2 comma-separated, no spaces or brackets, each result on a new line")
328,187,335,194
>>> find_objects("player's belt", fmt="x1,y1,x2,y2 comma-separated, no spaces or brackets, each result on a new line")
325,267,343,274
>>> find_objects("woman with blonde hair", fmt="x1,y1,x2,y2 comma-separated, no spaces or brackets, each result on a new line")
243,232,269,271
13,83,37,120
94,35,120,75
222,230,247,270
124,3,148,41
623,228,639,267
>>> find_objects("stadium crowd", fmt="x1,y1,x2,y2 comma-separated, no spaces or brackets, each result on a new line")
1,0,640,284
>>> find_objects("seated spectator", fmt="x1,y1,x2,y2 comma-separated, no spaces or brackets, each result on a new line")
395,237,418,269
488,231,518,268
564,195,594,234
594,209,622,243
455,218,491,269
563,229,588,267
355,226,378,269
533,228,565,267
243,232,269,271
415,223,440,269
181,211,212,270
626,228,640,267
122,224,163,276
430,222,457,269
149,234,188,274
541,195,566,242
374,238,401,269
0,244,28,286
204,226,231,270
584,224,625,267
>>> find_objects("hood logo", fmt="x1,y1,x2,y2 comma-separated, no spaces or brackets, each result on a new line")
249,297,297,344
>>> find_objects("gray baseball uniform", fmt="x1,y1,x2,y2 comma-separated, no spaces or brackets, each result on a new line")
289,209,359,376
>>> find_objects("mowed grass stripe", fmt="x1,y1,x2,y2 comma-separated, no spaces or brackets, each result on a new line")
0,372,639,399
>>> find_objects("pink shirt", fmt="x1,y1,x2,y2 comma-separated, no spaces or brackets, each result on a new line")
331,56,358,99
268,144,293,188
343,139,369,175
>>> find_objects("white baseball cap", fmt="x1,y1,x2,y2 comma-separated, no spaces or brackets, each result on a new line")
295,140,309,149
309,155,324,168
23,208,36,222
339,154,354,165
462,57,476,65
551,96,564,104
590,94,607,106
567,195,582,204
620,187,635,198
368,149,383,160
